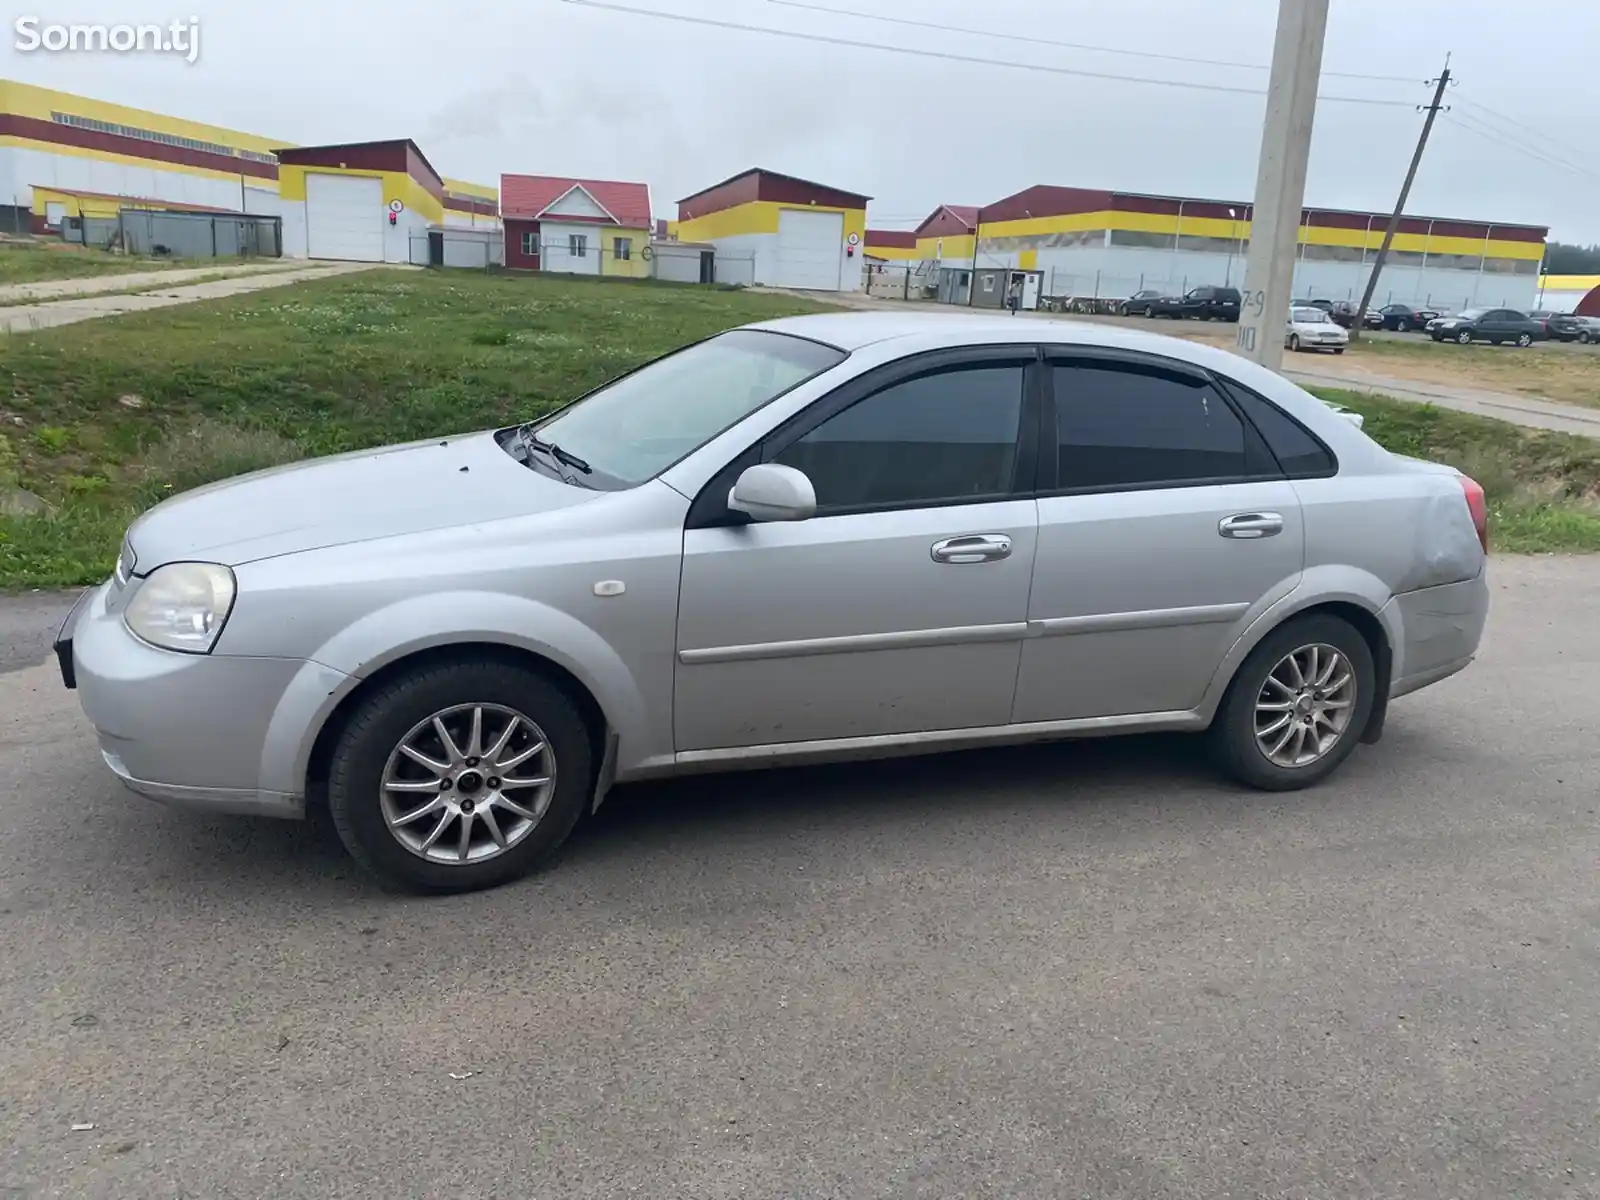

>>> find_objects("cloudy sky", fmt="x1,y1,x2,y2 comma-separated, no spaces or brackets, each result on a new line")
11,0,1599,240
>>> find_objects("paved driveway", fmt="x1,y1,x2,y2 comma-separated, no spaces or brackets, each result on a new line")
1,556,1597,1199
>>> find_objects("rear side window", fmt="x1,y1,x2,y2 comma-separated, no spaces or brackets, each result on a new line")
1224,384,1336,478
1052,364,1252,490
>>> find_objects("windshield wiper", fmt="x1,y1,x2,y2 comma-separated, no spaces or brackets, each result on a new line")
523,432,592,481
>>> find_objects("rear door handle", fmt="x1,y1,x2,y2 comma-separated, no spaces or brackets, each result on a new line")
1219,512,1284,539
931,534,1013,564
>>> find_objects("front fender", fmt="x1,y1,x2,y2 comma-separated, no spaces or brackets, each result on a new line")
267,590,658,798
1195,564,1399,722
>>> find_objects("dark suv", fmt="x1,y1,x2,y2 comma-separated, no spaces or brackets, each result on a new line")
1179,285,1241,321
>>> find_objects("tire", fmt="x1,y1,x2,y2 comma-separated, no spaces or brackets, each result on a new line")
1143,305,1155,318
1210,613,1375,792
327,657,594,893
1580,331,1592,345
1516,332,1532,347
1456,330,1473,344
1333,347,1345,354
1288,333,1301,352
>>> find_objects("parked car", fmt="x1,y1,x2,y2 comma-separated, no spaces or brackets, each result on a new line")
1119,289,1168,316
56,313,1490,892
1176,285,1242,321
1541,312,1600,343
1286,305,1349,354
1366,303,1441,332
1428,307,1546,346
1327,301,1361,329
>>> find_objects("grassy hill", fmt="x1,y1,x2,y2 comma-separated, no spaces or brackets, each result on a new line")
0,269,830,587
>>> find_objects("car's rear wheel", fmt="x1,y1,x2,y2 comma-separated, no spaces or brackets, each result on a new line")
1456,330,1473,344
327,658,593,892
1143,304,1155,318
1516,332,1533,347
1211,614,1375,791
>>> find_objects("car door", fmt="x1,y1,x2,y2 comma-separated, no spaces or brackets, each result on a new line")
674,348,1043,752
1013,350,1305,723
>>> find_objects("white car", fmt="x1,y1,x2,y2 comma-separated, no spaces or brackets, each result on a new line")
1286,306,1349,354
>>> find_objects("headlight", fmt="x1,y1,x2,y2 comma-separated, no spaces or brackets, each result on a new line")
124,562,237,654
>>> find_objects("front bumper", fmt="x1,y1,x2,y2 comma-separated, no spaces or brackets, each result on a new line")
58,580,349,819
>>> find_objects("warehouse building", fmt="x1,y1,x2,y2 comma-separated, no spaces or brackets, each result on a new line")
277,139,449,263
0,81,498,258
0,78,283,231
965,185,1548,311
912,204,979,266
674,168,870,291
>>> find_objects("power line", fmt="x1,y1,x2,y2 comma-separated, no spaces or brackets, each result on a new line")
1450,93,1597,175
1444,110,1600,183
558,0,1418,106
763,0,1418,83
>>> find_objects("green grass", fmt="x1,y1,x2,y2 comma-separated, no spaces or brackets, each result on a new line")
1311,387,1600,551
0,271,1591,589
0,269,832,587
0,241,190,286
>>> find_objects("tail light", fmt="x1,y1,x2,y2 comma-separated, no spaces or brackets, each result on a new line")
1457,473,1489,552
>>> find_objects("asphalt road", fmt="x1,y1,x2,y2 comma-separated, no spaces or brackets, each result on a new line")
2,556,1598,1199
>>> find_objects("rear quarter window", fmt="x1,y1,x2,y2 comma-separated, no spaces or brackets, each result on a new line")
1219,383,1337,478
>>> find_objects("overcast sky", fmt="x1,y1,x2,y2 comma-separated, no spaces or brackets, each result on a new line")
10,0,1599,241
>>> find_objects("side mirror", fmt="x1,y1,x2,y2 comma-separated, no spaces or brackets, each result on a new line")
727,463,816,522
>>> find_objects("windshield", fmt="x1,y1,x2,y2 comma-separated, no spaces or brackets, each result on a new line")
1457,308,1487,319
528,329,845,487
1290,307,1330,324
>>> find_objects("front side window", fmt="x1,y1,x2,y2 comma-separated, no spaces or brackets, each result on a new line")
531,330,844,487
773,365,1025,512
569,233,588,257
1053,364,1250,490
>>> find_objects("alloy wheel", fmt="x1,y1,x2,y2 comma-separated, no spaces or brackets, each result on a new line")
379,703,557,865
1253,643,1357,769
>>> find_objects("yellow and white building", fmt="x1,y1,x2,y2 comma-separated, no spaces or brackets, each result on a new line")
0,78,499,261
674,168,869,291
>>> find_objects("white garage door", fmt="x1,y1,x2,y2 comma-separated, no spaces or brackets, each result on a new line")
774,208,844,291
305,173,385,262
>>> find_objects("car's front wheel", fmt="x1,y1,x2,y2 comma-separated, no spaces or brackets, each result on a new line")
328,657,594,892
1288,333,1301,352
1456,330,1473,344
1211,614,1375,791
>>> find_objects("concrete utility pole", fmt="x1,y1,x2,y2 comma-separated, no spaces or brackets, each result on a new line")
1349,58,1451,343
1235,0,1329,373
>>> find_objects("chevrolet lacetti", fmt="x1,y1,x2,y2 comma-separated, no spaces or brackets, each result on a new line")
56,313,1490,892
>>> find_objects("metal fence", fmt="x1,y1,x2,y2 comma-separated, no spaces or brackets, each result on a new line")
408,230,505,269
410,232,758,287
1040,267,1533,314
110,210,281,259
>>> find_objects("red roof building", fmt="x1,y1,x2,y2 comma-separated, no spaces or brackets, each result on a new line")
499,173,653,276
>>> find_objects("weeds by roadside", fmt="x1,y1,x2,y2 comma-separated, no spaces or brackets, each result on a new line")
1311,387,1600,552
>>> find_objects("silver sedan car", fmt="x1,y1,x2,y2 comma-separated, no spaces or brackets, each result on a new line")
57,313,1490,892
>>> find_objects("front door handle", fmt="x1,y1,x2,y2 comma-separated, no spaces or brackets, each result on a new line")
1219,512,1284,539
931,534,1013,564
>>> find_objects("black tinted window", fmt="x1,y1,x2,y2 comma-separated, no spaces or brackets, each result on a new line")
775,365,1024,510
1224,385,1335,477
1054,365,1250,489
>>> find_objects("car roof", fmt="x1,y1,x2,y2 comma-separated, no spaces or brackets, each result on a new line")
750,310,1227,358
